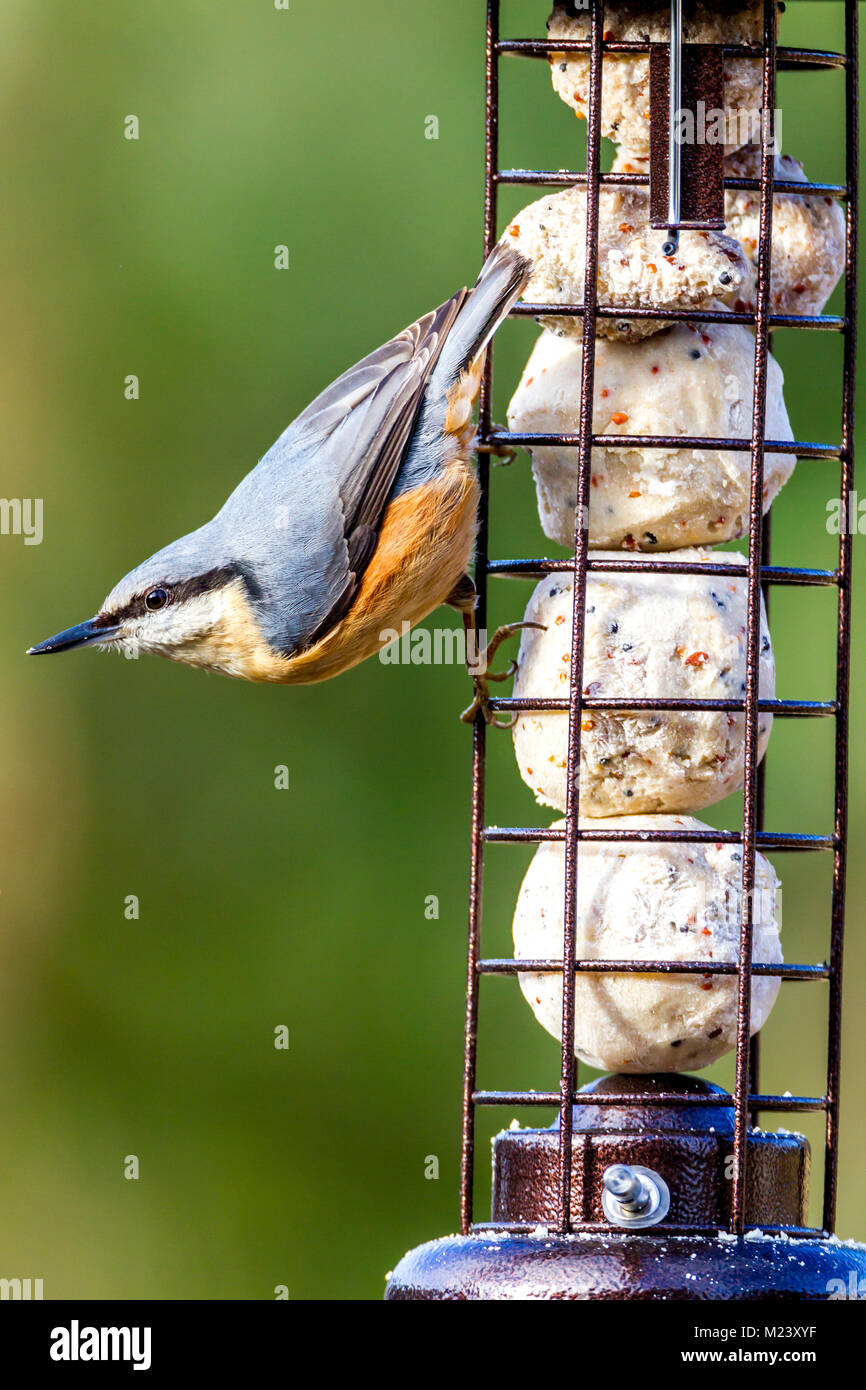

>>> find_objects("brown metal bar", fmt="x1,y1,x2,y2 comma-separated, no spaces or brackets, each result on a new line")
459,0,500,1238
485,828,834,851
751,385,774,1128
555,0,603,1239
492,698,833,715
474,1091,827,1113
479,960,828,980
460,718,485,1231
499,171,847,197
729,0,777,1238
488,559,838,586
497,39,845,67
493,431,840,457
513,307,845,331
512,306,844,331
823,0,859,1237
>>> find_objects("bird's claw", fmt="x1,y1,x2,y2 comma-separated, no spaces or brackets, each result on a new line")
475,424,517,468
461,621,545,727
460,689,517,729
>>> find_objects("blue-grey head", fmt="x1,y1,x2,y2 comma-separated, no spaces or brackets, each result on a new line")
26,521,271,678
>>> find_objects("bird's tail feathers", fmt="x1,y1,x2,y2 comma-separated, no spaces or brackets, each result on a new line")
433,242,532,388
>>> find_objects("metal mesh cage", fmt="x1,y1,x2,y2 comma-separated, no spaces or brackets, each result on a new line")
460,0,858,1241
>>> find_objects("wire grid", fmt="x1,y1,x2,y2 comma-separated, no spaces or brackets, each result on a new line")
461,0,858,1240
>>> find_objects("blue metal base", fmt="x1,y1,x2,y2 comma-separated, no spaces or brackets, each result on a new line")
385,1231,866,1301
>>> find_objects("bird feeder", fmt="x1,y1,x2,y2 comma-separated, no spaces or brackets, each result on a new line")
386,0,866,1300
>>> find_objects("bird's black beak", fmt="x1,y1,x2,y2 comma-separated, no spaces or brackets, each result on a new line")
27,617,120,656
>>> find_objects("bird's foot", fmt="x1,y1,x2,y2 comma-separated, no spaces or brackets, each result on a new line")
461,621,545,727
475,424,517,467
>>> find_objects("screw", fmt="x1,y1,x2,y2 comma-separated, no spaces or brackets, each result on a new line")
603,1164,649,1212
601,1163,671,1228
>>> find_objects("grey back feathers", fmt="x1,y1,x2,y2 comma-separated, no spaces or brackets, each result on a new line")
398,243,531,495
103,244,531,658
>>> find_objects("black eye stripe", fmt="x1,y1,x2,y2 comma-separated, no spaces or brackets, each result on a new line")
102,565,253,626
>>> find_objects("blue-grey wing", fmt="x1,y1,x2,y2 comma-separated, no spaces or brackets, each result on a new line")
214,288,467,656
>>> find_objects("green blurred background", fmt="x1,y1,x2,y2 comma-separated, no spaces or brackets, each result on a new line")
0,0,861,1299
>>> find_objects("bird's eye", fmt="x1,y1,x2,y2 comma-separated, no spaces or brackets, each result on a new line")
145,587,170,612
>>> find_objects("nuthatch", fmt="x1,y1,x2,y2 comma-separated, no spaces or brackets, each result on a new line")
29,244,535,722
